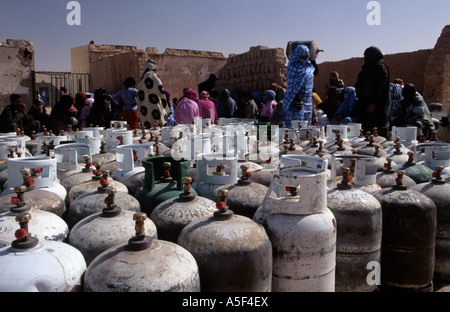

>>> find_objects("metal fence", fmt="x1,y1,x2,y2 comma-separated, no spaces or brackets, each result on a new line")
36,72,90,107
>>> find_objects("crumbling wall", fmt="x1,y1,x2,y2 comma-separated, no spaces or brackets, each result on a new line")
146,48,227,100
215,46,287,95
0,39,35,111
423,25,450,113
315,49,431,100
90,50,147,93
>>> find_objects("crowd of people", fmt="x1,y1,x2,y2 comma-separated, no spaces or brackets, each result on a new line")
0,45,447,142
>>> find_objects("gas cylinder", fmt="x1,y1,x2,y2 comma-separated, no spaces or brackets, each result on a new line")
68,170,128,205
327,167,382,292
286,40,323,61
0,212,86,292
66,174,139,228
92,141,116,167
0,186,69,246
178,189,272,292
135,156,196,216
376,158,416,189
386,142,410,165
213,164,274,219
411,166,450,282
373,170,437,292
111,143,153,195
53,143,92,182
2,157,67,202
191,153,238,201
253,166,336,292
415,143,450,175
250,159,279,187
393,151,433,184
61,156,96,193
357,136,387,156
150,177,216,243
68,187,157,266
391,126,418,150
83,212,200,292
329,154,381,194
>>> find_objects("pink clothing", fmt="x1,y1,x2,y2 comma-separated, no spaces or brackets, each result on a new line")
174,97,200,124
197,99,218,124
261,100,277,117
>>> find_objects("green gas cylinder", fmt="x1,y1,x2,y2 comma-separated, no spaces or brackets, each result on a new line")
134,156,197,216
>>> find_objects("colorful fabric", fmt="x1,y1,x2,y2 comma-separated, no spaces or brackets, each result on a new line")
136,59,171,128
197,92,218,124
336,87,357,117
261,90,277,117
174,90,200,125
282,45,315,127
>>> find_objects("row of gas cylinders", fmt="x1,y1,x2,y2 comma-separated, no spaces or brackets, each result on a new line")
0,121,448,292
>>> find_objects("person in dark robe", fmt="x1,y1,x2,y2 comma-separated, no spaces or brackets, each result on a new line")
198,74,218,95
351,46,391,137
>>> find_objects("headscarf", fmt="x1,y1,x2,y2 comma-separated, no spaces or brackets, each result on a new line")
263,90,276,103
164,90,171,102
336,87,357,117
363,46,384,67
75,92,87,118
183,88,197,102
200,91,210,100
283,45,315,127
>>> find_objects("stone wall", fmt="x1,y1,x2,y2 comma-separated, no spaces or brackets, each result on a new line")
0,39,35,111
315,49,432,99
215,46,287,95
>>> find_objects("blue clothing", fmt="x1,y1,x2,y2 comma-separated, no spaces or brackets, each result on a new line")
112,88,138,110
336,87,357,117
389,83,403,121
282,45,315,127
167,103,175,126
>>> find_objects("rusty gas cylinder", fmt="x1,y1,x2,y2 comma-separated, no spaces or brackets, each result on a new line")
68,187,157,266
253,166,336,292
150,177,216,243
327,167,382,292
83,212,200,292
177,189,272,292
376,158,416,189
373,170,437,292
68,170,128,205
66,175,140,229
0,212,86,292
411,166,450,282
213,164,274,219
0,186,69,246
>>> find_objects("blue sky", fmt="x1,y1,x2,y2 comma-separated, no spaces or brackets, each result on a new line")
1,0,449,71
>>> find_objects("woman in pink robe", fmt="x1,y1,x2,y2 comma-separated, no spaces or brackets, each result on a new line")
174,88,200,124
197,91,218,124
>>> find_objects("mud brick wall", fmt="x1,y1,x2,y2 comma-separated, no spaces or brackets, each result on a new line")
0,39,35,111
423,25,450,114
215,46,287,95
315,49,432,100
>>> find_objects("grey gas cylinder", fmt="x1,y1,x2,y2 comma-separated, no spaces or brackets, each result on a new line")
411,166,450,282
253,166,336,292
327,167,382,292
178,189,273,292
373,171,437,292
68,187,157,266
83,212,200,292
150,177,216,243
